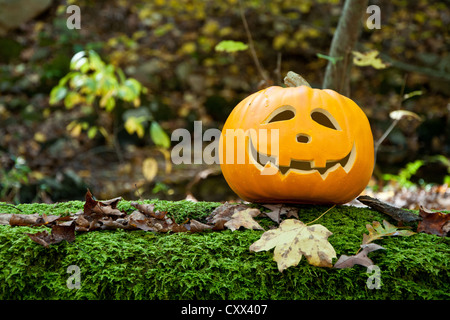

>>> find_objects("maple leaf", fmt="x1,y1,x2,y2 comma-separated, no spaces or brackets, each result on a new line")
224,208,264,231
417,206,450,237
363,220,415,245
334,243,385,269
250,219,336,272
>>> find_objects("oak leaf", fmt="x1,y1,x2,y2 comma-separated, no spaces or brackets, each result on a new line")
261,204,299,223
249,219,336,272
362,220,415,245
417,206,449,237
25,221,76,248
334,243,385,269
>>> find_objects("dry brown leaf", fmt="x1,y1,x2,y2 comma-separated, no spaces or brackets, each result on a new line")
10,213,42,226
224,208,263,231
417,206,450,237
25,221,76,248
261,204,299,223
205,202,250,226
334,243,385,269
130,202,166,219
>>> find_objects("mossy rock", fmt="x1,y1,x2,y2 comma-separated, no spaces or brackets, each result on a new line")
0,200,448,300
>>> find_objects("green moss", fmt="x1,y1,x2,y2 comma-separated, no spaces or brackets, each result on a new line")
0,201,448,299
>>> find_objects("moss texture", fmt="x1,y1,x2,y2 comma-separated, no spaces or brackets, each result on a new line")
0,200,448,300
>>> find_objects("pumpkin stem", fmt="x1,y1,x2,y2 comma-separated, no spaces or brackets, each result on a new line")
284,71,311,88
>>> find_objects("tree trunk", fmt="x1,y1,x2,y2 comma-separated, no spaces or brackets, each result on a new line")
322,0,368,96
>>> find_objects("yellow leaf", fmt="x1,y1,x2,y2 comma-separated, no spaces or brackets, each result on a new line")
250,219,336,272
179,42,197,55
352,50,388,69
68,122,82,137
224,208,263,231
142,157,158,182
124,117,145,138
34,132,47,143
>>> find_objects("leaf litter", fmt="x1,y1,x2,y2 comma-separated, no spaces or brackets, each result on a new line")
1,190,447,273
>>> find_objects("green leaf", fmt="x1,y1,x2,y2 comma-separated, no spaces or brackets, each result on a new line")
49,86,68,105
363,220,415,245
316,53,343,65
124,78,142,96
87,127,98,139
63,92,83,109
403,90,423,101
150,122,170,149
70,51,87,70
215,40,248,53
125,116,146,138
88,50,104,70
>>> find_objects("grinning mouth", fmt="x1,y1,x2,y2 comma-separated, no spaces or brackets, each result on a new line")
249,138,356,179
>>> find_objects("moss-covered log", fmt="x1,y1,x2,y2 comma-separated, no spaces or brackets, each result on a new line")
0,200,448,299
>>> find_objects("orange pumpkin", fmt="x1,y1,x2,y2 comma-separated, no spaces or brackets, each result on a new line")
219,73,374,204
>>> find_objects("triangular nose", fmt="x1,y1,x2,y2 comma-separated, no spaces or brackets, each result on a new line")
296,134,311,143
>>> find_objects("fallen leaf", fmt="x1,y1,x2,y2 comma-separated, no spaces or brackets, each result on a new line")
0,214,12,225
83,189,125,223
261,204,299,223
10,213,43,226
417,206,450,237
250,219,336,271
130,202,166,219
334,243,385,269
25,222,76,248
205,202,250,226
187,219,214,232
224,208,263,231
363,220,416,245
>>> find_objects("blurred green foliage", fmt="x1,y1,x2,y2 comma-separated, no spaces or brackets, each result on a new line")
383,155,450,189
49,49,171,147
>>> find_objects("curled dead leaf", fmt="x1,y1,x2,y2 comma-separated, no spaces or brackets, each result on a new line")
334,243,385,269
417,206,449,237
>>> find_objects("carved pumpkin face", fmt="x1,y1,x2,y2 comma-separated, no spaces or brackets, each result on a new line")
219,85,374,204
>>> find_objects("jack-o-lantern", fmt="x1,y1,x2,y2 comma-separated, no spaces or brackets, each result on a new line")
219,72,374,204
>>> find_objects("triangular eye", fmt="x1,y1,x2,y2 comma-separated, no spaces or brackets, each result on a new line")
311,109,341,130
266,105,296,123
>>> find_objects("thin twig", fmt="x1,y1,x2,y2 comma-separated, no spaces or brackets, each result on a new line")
306,204,336,225
373,75,408,164
275,52,282,85
238,0,269,84
0,203,24,213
